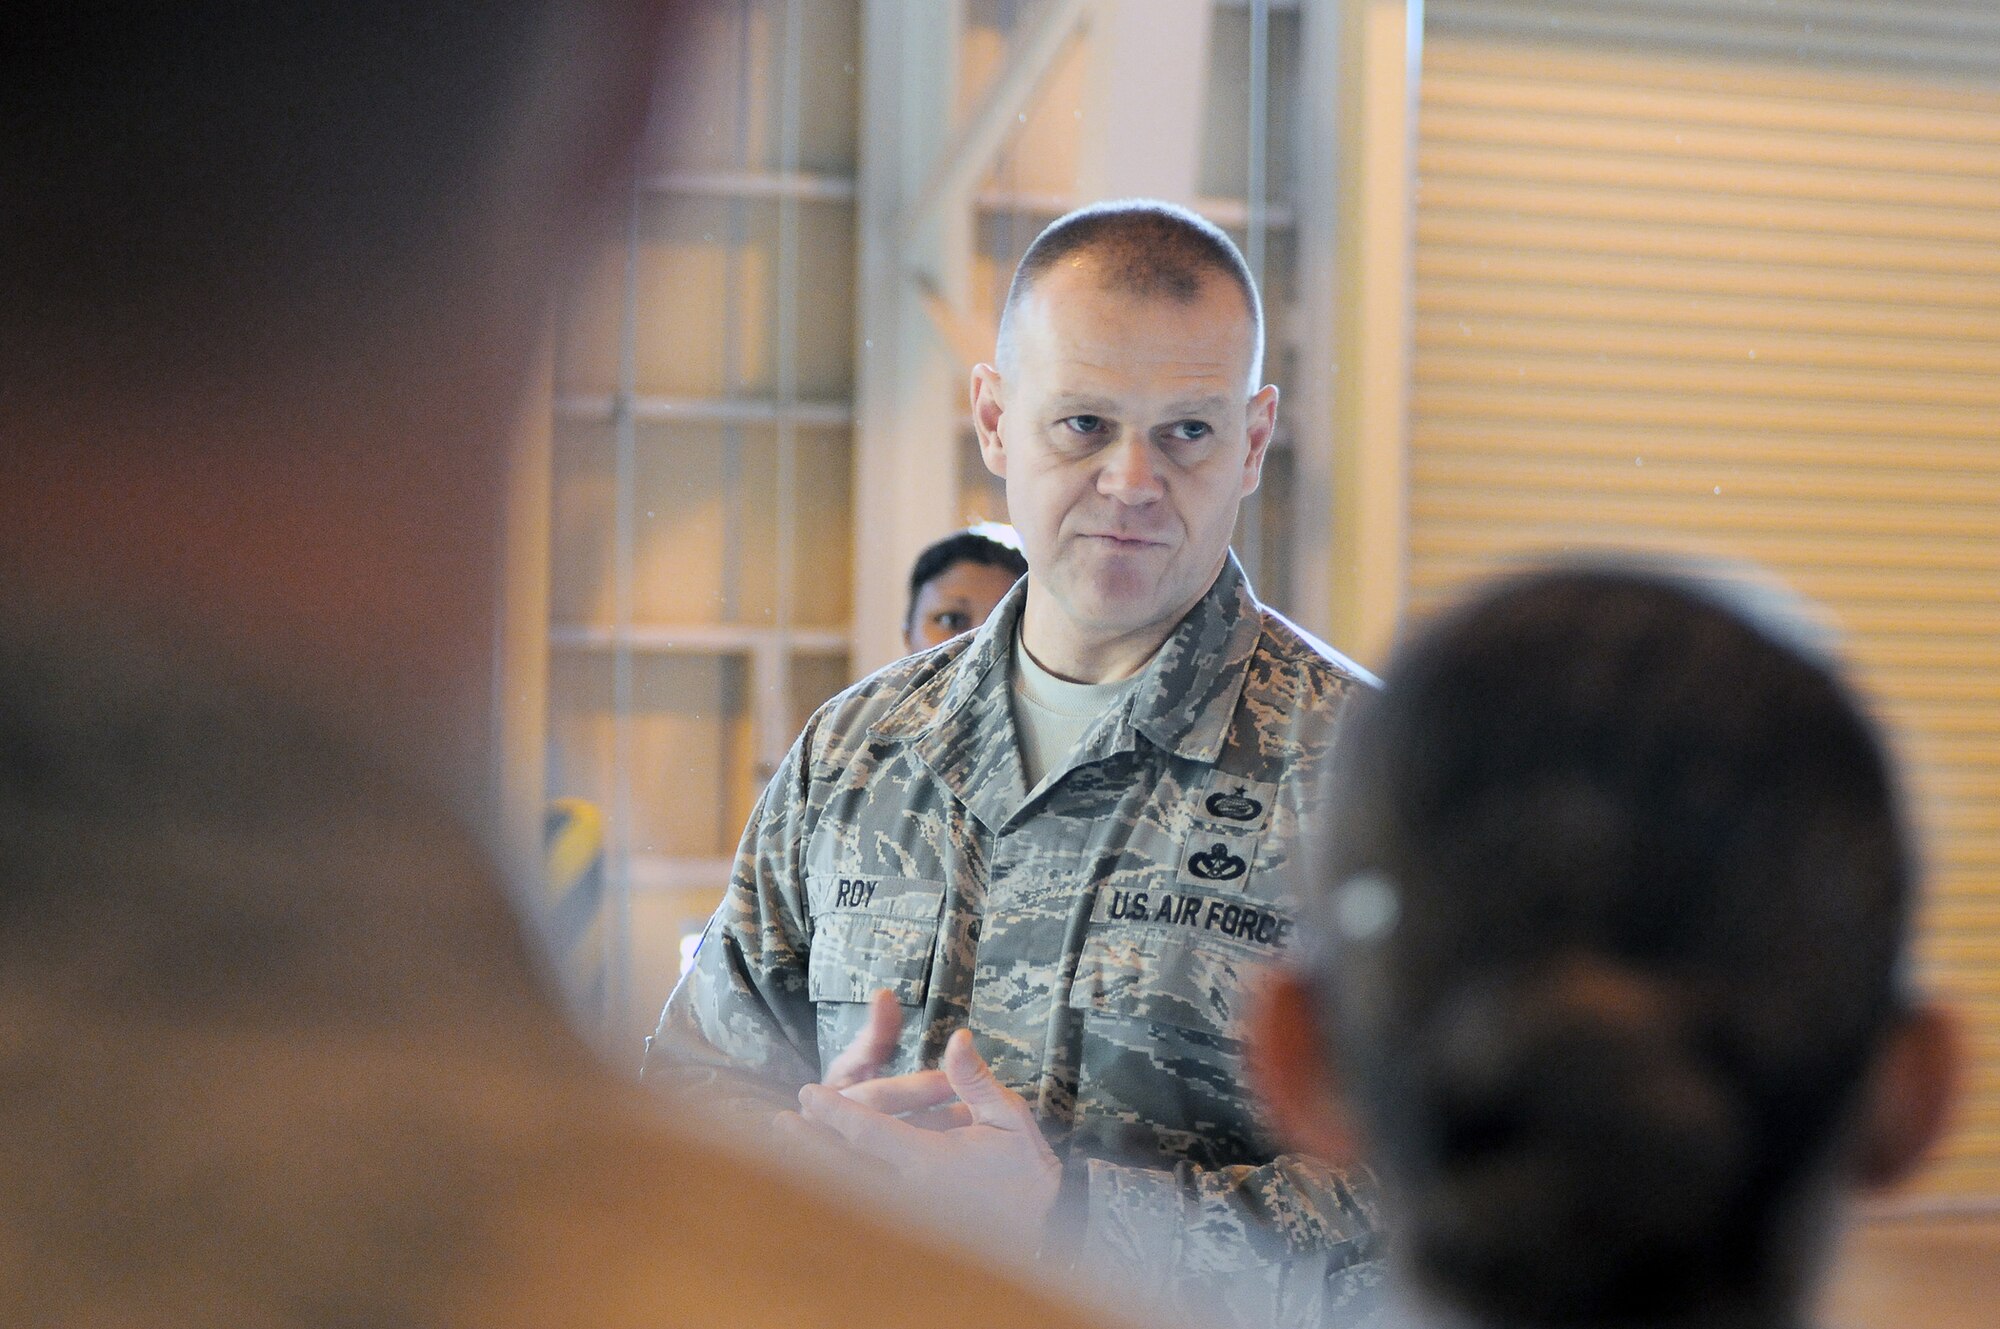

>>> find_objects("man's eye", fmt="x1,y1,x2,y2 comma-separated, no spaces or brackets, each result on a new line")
1168,420,1213,442
1061,415,1107,435
932,611,971,632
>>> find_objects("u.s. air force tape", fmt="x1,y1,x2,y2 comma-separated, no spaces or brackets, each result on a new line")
1091,884,1295,949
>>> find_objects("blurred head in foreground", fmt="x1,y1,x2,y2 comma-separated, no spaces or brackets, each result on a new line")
2,1,679,797
1251,564,1958,1329
0,5,1121,1327
903,524,1029,654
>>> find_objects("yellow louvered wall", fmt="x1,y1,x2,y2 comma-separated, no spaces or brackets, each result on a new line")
1410,5,2000,1202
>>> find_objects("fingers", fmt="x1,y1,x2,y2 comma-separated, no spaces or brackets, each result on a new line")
822,1023,1033,1137
839,1068,955,1117
940,1028,1037,1131
798,1082,926,1166
900,1102,975,1132
771,1108,877,1174
772,1108,843,1149
821,989,903,1089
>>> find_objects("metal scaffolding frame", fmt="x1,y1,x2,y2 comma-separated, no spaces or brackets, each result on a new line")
608,185,640,1028
897,0,1095,258
594,0,817,1032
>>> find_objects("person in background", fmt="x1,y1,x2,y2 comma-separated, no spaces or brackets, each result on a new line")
0,5,1124,1327
903,524,1030,655
651,200,1383,1329
1249,563,1960,1329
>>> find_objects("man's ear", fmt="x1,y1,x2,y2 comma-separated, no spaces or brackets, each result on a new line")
1245,968,1362,1163
1241,384,1279,496
1853,1001,1961,1191
971,364,1007,479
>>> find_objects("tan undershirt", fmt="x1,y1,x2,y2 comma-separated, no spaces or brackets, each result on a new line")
1009,623,1143,789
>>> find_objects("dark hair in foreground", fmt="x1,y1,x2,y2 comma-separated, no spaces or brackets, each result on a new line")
1307,565,1913,1325
997,199,1264,378
2,3,560,356
904,528,1028,630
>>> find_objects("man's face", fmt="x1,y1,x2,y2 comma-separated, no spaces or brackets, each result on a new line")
905,559,1021,654
972,260,1275,652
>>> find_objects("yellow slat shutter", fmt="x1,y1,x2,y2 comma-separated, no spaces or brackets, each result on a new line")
1411,3,2000,1202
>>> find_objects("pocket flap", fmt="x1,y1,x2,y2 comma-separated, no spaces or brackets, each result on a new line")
806,875,946,1006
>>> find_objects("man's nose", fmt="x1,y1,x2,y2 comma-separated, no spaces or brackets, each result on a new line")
1098,433,1164,504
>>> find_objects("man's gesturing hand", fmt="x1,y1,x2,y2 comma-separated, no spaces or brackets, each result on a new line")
771,988,906,1165
798,1028,1062,1245
820,987,903,1089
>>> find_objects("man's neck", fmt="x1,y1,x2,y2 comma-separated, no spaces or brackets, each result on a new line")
1017,566,1221,684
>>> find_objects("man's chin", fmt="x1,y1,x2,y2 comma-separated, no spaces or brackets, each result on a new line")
1054,579,1171,639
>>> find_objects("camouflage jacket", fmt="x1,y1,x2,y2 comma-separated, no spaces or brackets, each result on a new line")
647,555,1384,1327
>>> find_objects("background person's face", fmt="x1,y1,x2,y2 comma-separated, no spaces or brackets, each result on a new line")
905,559,1022,653
976,261,1275,653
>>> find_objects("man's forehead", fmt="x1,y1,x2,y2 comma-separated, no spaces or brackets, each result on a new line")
1011,270,1256,393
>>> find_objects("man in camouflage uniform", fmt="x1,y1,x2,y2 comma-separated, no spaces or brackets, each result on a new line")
648,201,1382,1326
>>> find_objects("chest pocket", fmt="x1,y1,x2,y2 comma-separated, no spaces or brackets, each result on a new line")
805,874,947,1007
1066,913,1284,1171
1068,923,1262,1035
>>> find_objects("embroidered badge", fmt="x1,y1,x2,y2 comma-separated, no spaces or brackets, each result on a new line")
1186,841,1248,881
1191,773,1278,832
1204,785,1264,822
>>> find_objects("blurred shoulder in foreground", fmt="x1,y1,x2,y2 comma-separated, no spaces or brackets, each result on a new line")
0,603,1117,1327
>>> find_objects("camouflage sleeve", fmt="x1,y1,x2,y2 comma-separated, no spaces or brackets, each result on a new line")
1061,1152,1387,1329
641,724,823,1118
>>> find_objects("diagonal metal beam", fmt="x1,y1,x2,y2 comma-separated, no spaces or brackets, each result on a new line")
897,0,1093,252
914,272,997,370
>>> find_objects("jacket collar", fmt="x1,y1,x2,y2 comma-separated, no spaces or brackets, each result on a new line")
867,576,1029,832
1124,551,1263,765
866,552,1263,829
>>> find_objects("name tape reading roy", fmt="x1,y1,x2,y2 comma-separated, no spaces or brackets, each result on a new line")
832,877,877,909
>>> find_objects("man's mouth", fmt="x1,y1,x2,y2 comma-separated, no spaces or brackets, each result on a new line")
1079,532,1166,550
